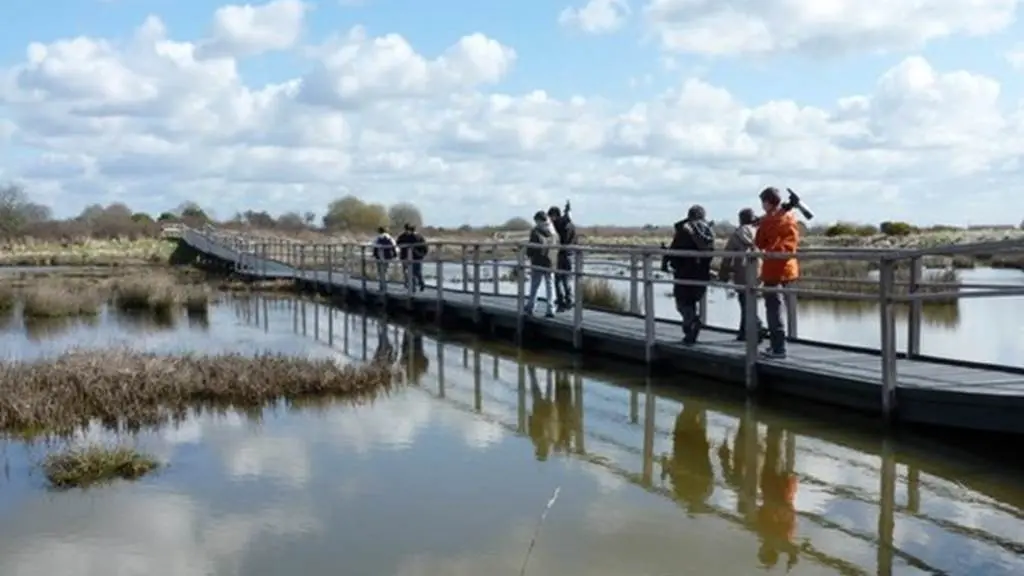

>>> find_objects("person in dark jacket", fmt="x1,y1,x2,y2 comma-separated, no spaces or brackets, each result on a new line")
666,205,715,344
396,223,427,292
524,210,557,317
660,401,714,515
372,227,397,292
547,201,577,311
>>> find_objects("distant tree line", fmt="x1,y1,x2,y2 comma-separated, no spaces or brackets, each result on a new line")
3,181,1021,243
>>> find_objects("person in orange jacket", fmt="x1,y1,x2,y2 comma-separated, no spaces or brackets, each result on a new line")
754,187,799,358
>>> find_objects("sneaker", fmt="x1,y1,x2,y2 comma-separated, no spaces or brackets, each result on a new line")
545,311,555,319
760,348,787,360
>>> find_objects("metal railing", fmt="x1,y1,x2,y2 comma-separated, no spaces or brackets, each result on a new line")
186,227,1024,420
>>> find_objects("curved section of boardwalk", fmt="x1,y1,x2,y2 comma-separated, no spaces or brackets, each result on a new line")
179,228,1024,435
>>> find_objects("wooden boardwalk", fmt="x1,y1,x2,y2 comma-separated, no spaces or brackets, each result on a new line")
180,228,1024,435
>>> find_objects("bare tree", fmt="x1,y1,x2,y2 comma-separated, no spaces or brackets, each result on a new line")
388,202,423,229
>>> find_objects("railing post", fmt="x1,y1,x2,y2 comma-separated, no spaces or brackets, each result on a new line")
435,251,444,320
461,245,469,292
326,244,333,293
472,245,481,320
261,243,268,277
907,256,922,357
515,245,526,346
360,245,368,296
572,248,584,350
879,258,898,422
341,244,350,301
492,247,500,295
629,252,640,314
299,244,306,282
743,255,759,391
642,253,656,363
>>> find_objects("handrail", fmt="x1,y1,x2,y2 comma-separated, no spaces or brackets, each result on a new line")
182,225,1024,424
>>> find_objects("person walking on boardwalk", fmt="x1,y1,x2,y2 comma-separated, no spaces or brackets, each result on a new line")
718,208,766,341
397,223,427,292
755,187,800,358
524,210,558,318
547,201,577,312
666,205,715,345
372,226,397,292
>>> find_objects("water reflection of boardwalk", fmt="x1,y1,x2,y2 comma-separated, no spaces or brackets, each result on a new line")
238,295,1024,576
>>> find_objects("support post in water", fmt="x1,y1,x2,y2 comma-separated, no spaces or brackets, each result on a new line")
572,248,584,350
743,255,759,391
907,256,923,357
341,245,349,301
642,252,656,363
878,258,898,421
360,245,368,296
629,252,640,314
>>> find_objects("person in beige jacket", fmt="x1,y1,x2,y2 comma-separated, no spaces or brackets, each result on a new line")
718,208,765,341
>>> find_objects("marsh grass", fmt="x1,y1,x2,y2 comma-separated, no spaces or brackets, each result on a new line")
580,278,628,312
41,445,160,489
0,350,400,438
113,275,210,315
0,238,175,267
0,285,14,311
797,260,961,302
21,283,102,318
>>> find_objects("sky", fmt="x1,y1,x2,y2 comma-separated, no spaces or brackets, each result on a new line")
2,0,1024,227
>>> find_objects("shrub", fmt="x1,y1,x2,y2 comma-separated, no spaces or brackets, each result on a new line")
41,445,160,489
22,284,101,318
580,278,627,312
879,221,917,236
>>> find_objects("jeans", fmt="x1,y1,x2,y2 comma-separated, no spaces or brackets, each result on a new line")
403,261,425,291
678,299,700,342
736,292,763,337
376,260,390,292
526,267,554,315
763,282,788,352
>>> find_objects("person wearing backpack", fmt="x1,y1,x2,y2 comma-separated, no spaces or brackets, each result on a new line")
665,205,715,345
372,226,397,292
397,223,427,292
524,210,558,318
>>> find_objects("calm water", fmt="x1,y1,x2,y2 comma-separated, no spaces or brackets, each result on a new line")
434,262,1024,367
1,296,1023,575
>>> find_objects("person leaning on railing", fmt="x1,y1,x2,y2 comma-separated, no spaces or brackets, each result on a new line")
718,208,766,342
755,187,800,359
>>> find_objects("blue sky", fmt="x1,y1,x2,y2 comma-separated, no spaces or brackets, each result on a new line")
2,0,1024,226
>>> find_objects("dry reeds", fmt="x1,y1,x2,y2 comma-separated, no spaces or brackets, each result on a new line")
41,445,160,489
112,274,210,315
0,285,14,311
21,283,102,318
580,278,627,312
0,350,400,437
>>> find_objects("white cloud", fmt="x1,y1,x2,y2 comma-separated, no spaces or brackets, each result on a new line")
196,0,308,59
1006,43,1024,69
1,1,1024,224
643,0,1021,56
559,0,632,34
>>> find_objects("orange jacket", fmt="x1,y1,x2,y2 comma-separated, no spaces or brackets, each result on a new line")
755,210,800,284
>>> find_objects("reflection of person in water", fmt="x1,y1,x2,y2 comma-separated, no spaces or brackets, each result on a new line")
552,370,580,455
399,330,429,384
373,323,396,365
661,401,714,514
718,417,755,516
757,426,799,571
527,366,555,461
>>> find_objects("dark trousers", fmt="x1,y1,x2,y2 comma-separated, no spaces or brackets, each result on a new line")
674,282,705,343
736,292,763,338
404,261,425,290
555,252,572,305
763,282,788,352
